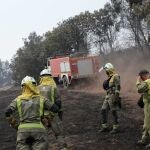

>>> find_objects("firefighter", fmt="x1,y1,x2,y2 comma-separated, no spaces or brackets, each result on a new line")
5,76,59,150
38,68,67,150
99,63,121,134
136,70,150,148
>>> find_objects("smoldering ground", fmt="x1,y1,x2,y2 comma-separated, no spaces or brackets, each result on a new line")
73,49,150,95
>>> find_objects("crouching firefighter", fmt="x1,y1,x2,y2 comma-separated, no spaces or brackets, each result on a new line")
99,63,121,134
136,70,150,149
38,68,67,150
5,76,59,150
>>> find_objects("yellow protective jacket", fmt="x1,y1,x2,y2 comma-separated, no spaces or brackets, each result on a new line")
38,76,61,116
5,82,54,130
38,76,60,104
136,79,150,131
107,73,121,94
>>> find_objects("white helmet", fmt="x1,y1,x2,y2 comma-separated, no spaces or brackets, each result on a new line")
40,68,51,76
21,76,36,86
104,63,114,71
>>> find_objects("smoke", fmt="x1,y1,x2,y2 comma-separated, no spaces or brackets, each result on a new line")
108,51,150,93
74,49,150,95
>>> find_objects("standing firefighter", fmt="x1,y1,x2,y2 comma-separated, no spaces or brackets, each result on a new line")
5,76,59,150
99,63,121,134
38,69,67,150
136,70,150,148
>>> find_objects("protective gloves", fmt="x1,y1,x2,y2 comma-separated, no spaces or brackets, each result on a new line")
6,116,18,130
50,104,59,113
55,100,62,109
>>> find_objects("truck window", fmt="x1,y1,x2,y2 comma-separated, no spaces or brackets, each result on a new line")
60,62,70,72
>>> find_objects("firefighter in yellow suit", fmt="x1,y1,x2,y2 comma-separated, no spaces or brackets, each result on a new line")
136,70,150,149
5,76,59,150
99,63,121,134
38,68,67,150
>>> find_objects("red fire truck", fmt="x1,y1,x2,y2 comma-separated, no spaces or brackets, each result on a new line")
47,55,100,88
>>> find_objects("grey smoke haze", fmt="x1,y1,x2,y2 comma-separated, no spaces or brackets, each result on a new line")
0,0,109,61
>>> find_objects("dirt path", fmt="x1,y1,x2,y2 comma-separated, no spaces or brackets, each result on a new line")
0,89,146,150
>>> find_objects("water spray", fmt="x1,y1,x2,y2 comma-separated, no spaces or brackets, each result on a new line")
99,66,104,73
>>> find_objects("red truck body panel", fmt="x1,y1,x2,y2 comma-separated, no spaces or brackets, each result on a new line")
47,56,100,81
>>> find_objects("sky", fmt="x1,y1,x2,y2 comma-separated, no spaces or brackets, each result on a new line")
0,0,109,61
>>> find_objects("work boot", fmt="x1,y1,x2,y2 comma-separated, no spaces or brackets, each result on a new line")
110,124,119,134
110,128,118,134
59,142,68,150
137,139,147,146
98,124,109,133
59,148,67,150
146,144,150,149
98,127,109,133
137,135,149,146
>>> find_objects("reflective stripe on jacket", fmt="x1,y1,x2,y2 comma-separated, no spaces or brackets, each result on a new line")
16,96,45,129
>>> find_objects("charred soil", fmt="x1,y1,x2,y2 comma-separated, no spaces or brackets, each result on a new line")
0,88,146,150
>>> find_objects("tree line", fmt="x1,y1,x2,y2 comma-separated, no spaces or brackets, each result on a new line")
10,0,150,83
0,60,12,86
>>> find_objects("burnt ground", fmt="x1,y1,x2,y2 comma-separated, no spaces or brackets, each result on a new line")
0,88,146,150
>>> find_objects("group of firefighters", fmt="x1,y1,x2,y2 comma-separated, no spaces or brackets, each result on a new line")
5,69,67,150
5,62,150,149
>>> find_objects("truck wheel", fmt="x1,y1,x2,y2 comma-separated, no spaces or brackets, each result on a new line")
62,76,69,89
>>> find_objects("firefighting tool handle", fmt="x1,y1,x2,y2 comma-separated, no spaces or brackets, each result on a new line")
55,100,63,120
58,110,63,121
